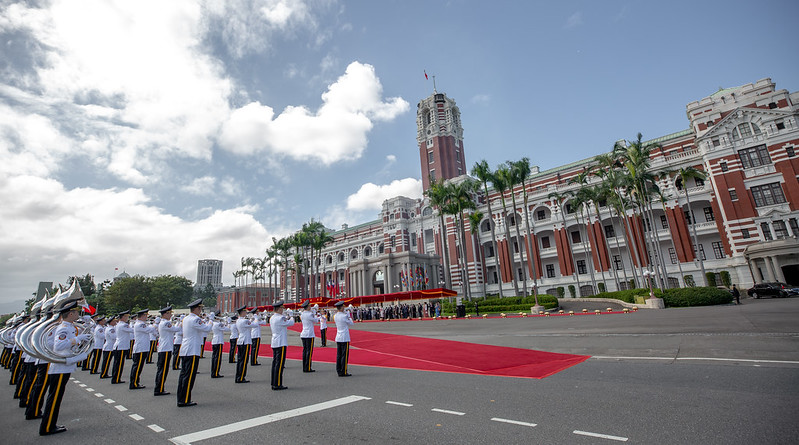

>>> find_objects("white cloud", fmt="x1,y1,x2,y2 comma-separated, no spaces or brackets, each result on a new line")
386,154,396,163
0,175,270,302
565,11,583,29
471,94,491,105
219,61,409,164
182,176,241,197
346,178,422,211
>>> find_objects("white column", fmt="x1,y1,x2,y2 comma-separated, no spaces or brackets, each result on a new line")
772,256,786,283
764,257,776,281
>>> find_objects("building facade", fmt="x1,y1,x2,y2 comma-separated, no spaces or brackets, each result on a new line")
196,259,223,289
273,78,799,302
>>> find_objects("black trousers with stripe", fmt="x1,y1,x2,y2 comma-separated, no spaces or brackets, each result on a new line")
228,338,237,363
129,351,146,388
301,337,314,371
18,362,36,406
320,328,327,346
235,343,250,382
251,338,261,364
9,350,22,384
39,372,69,435
147,340,156,363
111,350,126,383
172,344,181,370
14,361,32,400
211,344,223,377
99,350,112,378
1,347,9,368
25,363,49,419
154,351,171,394
271,346,287,387
176,355,199,405
90,348,103,373
336,341,350,376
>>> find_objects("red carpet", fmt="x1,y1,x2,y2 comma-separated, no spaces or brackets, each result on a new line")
210,326,589,379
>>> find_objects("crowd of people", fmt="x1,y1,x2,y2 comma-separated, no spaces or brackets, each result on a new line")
348,301,442,321
1,297,355,436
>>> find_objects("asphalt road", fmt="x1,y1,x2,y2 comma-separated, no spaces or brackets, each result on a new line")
2,297,797,444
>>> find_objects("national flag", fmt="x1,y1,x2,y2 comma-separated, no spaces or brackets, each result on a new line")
114,267,118,271
81,302,96,315
424,70,428,80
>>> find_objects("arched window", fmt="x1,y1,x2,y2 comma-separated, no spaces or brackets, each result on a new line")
731,122,762,140
350,249,358,260
338,252,344,262
364,246,372,257
422,207,433,216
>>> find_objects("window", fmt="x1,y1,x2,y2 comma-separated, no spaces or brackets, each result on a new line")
429,169,436,182
789,218,799,237
660,215,668,229
787,146,795,157
741,228,750,239
612,255,623,271
508,214,516,226
390,236,396,248
484,244,495,258
769,102,777,109
712,241,725,259
427,151,434,163
571,231,581,243
695,177,704,187
668,248,678,264
536,210,546,221
773,220,789,239
604,224,616,238
732,122,761,140
455,150,460,163
738,145,771,169
565,203,574,214
644,217,652,232
704,207,715,222
693,244,706,260
712,137,720,147
761,222,772,241
410,234,417,247
729,189,738,201
512,239,519,254
577,260,587,274
719,161,728,172
424,228,433,243
545,264,555,278
480,220,491,233
685,210,694,225
776,120,785,130
540,236,551,249
426,139,433,147
750,182,786,207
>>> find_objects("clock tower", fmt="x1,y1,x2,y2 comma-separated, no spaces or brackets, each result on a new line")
417,92,466,191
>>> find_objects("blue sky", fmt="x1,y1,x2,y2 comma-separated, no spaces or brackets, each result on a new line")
1,0,797,311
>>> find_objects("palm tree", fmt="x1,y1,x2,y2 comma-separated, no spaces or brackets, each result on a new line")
492,164,521,296
505,160,530,298
472,160,504,298
511,157,540,304
442,179,478,299
677,166,708,286
653,185,686,287
568,170,599,295
311,227,335,298
468,210,487,298
424,177,452,289
548,190,582,297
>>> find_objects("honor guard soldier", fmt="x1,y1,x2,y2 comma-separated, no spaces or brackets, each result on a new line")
130,309,155,389
111,310,133,384
228,315,239,363
334,301,354,377
210,316,228,378
146,314,159,363
154,306,180,396
176,299,211,407
269,301,294,390
99,316,117,379
249,308,264,366
81,314,101,371
39,301,90,436
316,305,328,347
172,316,183,370
89,316,106,374
299,300,318,372
234,306,256,383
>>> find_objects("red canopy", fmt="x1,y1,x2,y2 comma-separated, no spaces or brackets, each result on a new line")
252,288,456,311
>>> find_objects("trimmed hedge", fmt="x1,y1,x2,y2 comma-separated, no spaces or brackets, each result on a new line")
586,287,732,307
442,294,558,314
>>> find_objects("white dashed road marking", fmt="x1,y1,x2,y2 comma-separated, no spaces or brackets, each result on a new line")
86,388,95,392
129,414,144,421
78,383,87,387
104,398,115,404
573,430,629,441
385,401,413,407
95,393,104,397
431,408,465,416
115,405,128,412
168,395,371,445
149,424,165,433
491,417,537,428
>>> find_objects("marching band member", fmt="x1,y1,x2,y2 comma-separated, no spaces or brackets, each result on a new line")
146,314,159,364
249,308,264,366
172,315,184,371
299,300,317,372
8,314,29,385
12,315,34,400
234,306,255,383
129,309,154,389
154,306,180,396
269,301,294,390
176,299,211,407
334,301,354,377
228,315,239,363
99,316,117,379
111,310,133,384
89,317,106,374
39,301,89,436
210,316,228,378
80,314,101,371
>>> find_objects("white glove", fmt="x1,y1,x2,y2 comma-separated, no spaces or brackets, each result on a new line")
76,334,91,343
66,351,89,365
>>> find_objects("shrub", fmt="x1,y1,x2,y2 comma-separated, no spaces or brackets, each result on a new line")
720,270,732,288
591,288,661,303
568,285,575,298
662,287,732,307
705,272,717,287
441,294,559,313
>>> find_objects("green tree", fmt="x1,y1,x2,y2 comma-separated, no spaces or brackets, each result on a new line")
149,274,193,309
677,166,709,286
424,177,453,290
472,160,503,298
67,273,96,297
103,275,149,314
493,164,521,296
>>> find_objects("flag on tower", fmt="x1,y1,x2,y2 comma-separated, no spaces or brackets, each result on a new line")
424,70,428,80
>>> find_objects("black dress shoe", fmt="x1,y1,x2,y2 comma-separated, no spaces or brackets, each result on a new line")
271,385,288,390
303,369,316,373
129,385,146,390
40,425,67,436
154,391,170,396
111,380,126,384
251,363,261,366
211,375,224,378
235,379,250,384
177,401,197,407
338,373,352,377
26,414,43,420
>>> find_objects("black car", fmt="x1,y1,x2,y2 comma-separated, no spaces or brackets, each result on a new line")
747,282,791,298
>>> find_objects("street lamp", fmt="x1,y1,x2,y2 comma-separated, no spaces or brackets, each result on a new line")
643,269,655,299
